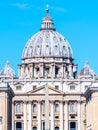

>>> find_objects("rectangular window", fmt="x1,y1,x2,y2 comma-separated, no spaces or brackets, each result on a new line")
55,85,59,90
55,104,59,112
45,67,49,74
70,85,75,90
42,102,45,113
16,122,22,129
70,122,76,130
70,103,75,112
36,67,39,75
16,86,22,90
33,86,37,90
16,103,21,113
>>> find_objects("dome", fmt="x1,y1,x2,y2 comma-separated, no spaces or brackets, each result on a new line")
79,61,95,77
0,61,16,78
22,7,73,60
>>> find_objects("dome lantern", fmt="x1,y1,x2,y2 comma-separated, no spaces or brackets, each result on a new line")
40,5,55,31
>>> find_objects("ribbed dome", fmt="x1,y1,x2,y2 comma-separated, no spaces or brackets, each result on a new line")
0,61,16,78
22,7,73,59
79,61,95,76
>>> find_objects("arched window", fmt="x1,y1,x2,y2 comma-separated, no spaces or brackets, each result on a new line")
55,127,59,130
70,103,75,112
33,127,37,130
16,103,21,113
55,104,59,112
33,104,37,113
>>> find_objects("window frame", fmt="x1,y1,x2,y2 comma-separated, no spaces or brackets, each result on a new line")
70,102,75,112
16,102,21,113
55,103,59,112
33,104,37,113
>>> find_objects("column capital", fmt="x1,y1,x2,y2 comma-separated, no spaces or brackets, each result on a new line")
59,100,64,104
28,101,32,104
29,63,33,67
23,101,27,104
64,101,68,104
50,100,55,104
37,100,41,104
77,100,82,104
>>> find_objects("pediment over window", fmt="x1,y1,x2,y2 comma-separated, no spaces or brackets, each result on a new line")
67,82,78,86
13,82,24,86
14,82,24,91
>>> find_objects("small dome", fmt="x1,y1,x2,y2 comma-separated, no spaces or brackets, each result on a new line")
79,61,95,77
0,61,16,78
22,7,73,60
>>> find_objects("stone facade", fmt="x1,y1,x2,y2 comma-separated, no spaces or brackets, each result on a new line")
0,83,14,130
0,7,98,130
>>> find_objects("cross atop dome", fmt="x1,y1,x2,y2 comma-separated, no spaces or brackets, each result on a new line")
46,4,49,15
40,5,55,31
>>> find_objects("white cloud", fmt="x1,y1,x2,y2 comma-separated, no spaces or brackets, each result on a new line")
11,3,66,13
11,3,31,9
50,6,66,13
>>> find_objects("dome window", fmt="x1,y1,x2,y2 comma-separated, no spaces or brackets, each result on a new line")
55,66,59,77
63,46,67,56
36,67,40,75
45,45,50,55
55,45,59,55
36,46,40,55
45,67,49,74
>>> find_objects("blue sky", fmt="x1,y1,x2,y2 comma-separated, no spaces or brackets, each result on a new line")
0,0,98,75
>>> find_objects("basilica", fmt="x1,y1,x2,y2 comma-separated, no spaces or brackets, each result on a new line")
0,7,98,130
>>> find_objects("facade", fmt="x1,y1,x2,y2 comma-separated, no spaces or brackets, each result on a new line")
0,83,14,130
0,7,98,130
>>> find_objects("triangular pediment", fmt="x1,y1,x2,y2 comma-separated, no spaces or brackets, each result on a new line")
67,81,78,86
14,82,24,86
27,85,64,95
